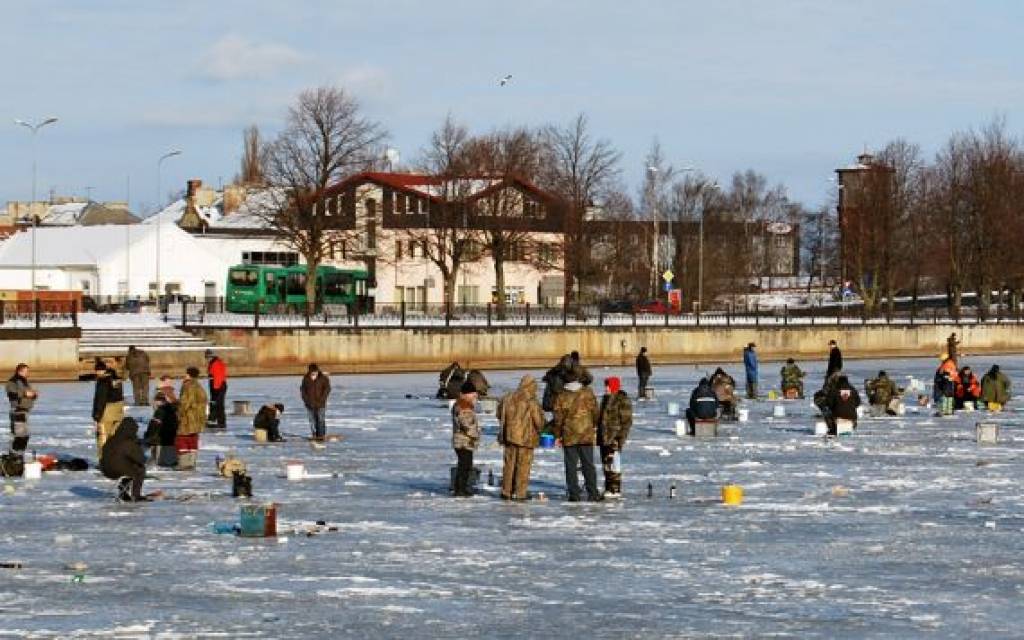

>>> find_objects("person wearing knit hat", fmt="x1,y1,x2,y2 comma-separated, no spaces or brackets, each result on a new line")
92,358,125,460
451,380,480,497
598,376,632,497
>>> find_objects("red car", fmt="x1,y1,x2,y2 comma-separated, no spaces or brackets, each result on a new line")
634,299,680,315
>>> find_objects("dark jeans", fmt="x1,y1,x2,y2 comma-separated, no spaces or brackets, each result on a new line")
454,448,474,495
746,380,758,399
638,374,650,398
130,374,150,406
307,407,327,439
563,444,599,500
209,383,227,429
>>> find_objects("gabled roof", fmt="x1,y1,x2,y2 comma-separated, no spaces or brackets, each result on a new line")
327,172,563,205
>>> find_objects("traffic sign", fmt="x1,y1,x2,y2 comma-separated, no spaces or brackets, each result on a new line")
663,282,672,292
662,269,674,283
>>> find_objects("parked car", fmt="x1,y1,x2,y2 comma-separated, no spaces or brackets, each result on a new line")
634,299,680,315
599,299,634,314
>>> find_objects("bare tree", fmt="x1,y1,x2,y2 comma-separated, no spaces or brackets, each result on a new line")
238,124,267,186
406,114,481,307
461,126,548,317
256,86,386,313
538,113,621,305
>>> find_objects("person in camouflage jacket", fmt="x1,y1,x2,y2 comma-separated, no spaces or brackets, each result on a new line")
497,375,545,500
780,358,806,398
597,377,632,496
551,381,600,501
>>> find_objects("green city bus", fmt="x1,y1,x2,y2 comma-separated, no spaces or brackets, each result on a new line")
226,264,371,314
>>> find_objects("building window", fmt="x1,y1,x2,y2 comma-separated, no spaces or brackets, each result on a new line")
396,193,406,215
366,219,377,250
242,251,299,266
630,234,639,246
395,240,404,259
457,285,479,305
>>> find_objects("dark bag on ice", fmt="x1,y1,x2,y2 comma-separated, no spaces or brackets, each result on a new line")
1,453,24,477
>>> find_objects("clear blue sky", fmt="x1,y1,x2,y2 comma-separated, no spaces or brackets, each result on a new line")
2,0,1022,214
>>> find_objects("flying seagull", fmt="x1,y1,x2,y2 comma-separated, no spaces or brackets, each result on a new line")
498,74,513,86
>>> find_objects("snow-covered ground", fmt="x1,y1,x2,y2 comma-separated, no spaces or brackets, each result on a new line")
4,356,1024,637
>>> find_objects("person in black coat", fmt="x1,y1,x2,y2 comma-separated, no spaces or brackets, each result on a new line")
144,391,179,467
636,347,653,399
826,340,843,380
100,417,147,501
826,375,861,435
686,377,719,433
253,403,285,442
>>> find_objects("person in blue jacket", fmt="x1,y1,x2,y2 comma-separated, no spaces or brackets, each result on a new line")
743,343,759,399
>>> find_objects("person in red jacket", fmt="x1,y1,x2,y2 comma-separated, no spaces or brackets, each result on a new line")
955,365,981,408
205,350,228,430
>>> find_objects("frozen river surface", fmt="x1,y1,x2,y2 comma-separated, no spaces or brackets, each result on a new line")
4,356,1024,638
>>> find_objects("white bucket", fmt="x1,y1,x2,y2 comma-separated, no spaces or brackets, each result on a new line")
856,406,865,419
23,461,42,480
447,399,455,411
738,408,749,423
813,421,828,436
963,401,975,412
667,402,680,417
773,405,785,418
286,462,305,481
836,419,855,435
675,419,687,437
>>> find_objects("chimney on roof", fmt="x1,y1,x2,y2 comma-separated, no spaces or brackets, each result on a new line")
857,153,875,166
187,179,203,197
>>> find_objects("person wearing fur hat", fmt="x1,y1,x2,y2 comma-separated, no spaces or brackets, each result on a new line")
598,377,632,497
451,381,481,497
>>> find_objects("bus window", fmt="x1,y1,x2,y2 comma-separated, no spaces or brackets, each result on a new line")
229,269,258,287
324,273,354,297
356,279,367,296
287,273,306,296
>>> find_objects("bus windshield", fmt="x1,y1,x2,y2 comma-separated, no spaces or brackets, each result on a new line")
229,269,258,287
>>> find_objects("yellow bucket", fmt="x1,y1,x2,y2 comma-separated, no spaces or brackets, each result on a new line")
722,484,744,506
767,390,778,401
989,402,1002,413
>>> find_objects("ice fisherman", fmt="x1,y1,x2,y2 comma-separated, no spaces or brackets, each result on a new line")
687,377,719,433
551,379,601,502
826,340,843,380
176,366,208,469
254,403,285,442
743,343,759,399
597,377,632,498
5,363,37,458
496,375,545,500
125,345,151,407
92,360,125,460
636,346,652,399
205,350,228,430
451,381,481,497
980,365,1011,410
300,363,331,441
100,417,149,502
780,358,806,398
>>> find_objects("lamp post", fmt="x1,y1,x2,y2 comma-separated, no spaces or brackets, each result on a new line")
155,149,182,303
647,166,658,297
14,117,58,301
697,181,720,314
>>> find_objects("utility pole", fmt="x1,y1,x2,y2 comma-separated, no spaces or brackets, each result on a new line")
14,117,59,301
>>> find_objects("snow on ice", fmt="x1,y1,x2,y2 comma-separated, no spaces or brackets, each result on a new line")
3,356,1024,637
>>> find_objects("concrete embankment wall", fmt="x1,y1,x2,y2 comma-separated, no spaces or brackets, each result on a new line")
0,329,81,379
183,323,1024,376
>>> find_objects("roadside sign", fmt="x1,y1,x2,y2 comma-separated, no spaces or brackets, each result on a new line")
663,282,672,292
662,269,674,283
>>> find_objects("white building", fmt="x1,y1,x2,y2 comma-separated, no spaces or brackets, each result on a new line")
0,224,235,300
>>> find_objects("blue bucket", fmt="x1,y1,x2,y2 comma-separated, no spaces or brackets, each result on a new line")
539,434,555,449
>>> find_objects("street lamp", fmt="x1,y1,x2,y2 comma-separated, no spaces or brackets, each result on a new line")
647,166,659,297
697,181,720,314
155,149,182,303
14,117,59,300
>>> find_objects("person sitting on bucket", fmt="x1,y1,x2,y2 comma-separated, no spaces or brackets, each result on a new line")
865,370,902,416
254,403,285,442
955,366,981,409
825,375,861,435
100,417,149,502
687,377,719,434
780,358,806,399
144,390,179,467
980,365,1011,410
710,368,738,420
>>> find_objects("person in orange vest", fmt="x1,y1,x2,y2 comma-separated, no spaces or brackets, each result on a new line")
955,365,981,408
205,350,228,430
933,354,959,414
